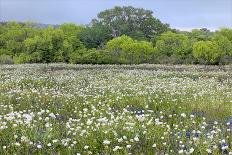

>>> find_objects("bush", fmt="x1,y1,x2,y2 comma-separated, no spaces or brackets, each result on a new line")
69,49,87,64
156,31,191,58
106,35,155,64
0,54,14,64
192,41,223,65
30,52,43,63
219,55,232,65
14,53,31,64
81,49,99,64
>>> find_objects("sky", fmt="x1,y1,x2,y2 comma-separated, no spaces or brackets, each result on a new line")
0,0,232,31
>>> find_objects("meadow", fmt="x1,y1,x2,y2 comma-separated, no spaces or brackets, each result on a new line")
0,64,231,155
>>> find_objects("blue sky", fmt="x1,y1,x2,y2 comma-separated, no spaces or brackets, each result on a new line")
0,0,232,31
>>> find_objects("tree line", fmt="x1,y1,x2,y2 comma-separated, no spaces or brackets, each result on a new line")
0,6,232,65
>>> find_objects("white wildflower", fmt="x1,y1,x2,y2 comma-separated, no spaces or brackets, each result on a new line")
47,143,52,147
84,145,89,150
189,148,194,154
152,143,157,148
179,149,184,154
206,149,212,153
103,140,111,145
37,144,42,149
180,113,186,118
134,136,139,142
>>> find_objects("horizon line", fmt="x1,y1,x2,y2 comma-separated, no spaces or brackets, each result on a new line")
1,20,231,32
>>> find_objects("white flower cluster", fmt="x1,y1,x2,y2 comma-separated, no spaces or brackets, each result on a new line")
0,64,231,154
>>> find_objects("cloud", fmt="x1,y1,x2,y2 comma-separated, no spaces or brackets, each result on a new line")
1,0,231,30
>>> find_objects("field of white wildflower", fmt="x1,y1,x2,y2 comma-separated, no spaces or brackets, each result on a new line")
0,64,231,155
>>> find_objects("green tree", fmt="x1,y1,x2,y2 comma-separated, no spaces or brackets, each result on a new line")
60,23,86,62
60,23,85,51
187,28,213,42
216,28,232,41
106,35,154,64
213,34,232,56
106,35,134,63
92,6,169,41
192,41,222,64
121,40,154,64
79,25,112,49
2,22,25,56
0,21,40,59
69,48,88,64
24,34,53,63
1,20,231,65
212,33,232,64
14,53,31,64
60,23,84,37
156,31,191,58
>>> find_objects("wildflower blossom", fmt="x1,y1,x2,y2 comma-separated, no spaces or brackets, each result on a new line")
103,140,111,145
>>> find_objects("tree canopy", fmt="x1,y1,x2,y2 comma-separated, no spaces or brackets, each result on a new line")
91,6,169,41
0,6,232,65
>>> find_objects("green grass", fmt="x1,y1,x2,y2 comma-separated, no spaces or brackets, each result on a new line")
0,64,231,155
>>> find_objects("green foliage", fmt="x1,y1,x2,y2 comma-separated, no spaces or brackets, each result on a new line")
192,41,222,64
106,35,155,64
0,9,232,65
60,23,84,37
156,31,191,58
69,48,112,64
24,34,53,63
0,21,40,57
69,48,87,64
92,6,169,41
79,25,112,49
187,28,213,42
81,49,101,64
14,53,31,64
216,28,232,41
213,34,232,56
0,54,14,64
0,64,231,154
60,23,85,51
22,25,85,63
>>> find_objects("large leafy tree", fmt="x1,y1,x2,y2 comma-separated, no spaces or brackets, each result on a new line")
212,32,232,64
60,23,84,37
156,31,191,58
192,41,222,64
187,28,213,42
216,28,232,41
23,24,85,63
79,25,112,49
106,35,154,64
60,23,86,62
0,22,25,56
91,6,169,41
60,23,85,51
23,33,53,63
0,21,40,57
213,34,232,56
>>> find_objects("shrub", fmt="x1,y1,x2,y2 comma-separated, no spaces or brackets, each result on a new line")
0,54,14,64
106,35,155,64
69,48,87,64
156,31,191,58
14,53,31,64
192,41,223,65
219,55,232,65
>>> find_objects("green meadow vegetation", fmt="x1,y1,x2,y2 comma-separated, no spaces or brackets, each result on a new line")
0,6,232,155
0,6,232,65
0,64,231,154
